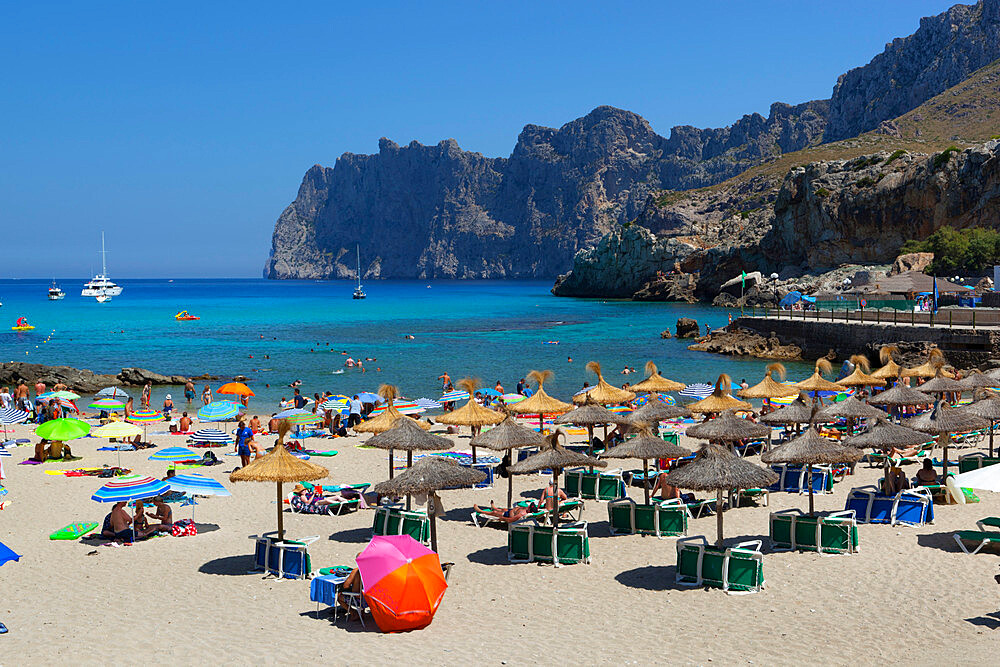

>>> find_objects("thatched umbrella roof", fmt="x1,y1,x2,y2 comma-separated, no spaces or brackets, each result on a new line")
630,361,685,393
986,367,1000,380
373,456,485,553
838,355,885,388
364,417,452,452
815,395,886,421
870,346,903,381
964,397,1000,420
738,363,799,399
904,401,988,435
469,416,545,451
843,418,932,450
601,432,691,461
685,410,769,442
902,349,954,379
761,427,861,466
793,358,844,393
959,372,1000,391
354,383,432,434
373,456,485,496
663,443,778,492
553,400,630,426
573,361,636,405
436,377,505,428
509,431,605,526
627,399,691,424
687,374,752,414
917,370,966,395
760,394,814,425
868,384,933,407
507,370,572,417
230,441,329,541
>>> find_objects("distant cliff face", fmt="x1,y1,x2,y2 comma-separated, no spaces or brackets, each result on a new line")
825,0,1000,141
265,103,828,280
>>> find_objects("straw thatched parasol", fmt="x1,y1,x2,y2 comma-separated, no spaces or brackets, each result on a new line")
364,417,452,507
600,424,691,503
843,417,932,451
630,361,686,394
435,378,505,462
760,393,814,429
762,417,860,514
573,361,636,405
509,430,605,527
902,349,955,379
904,400,988,475
738,363,800,399
685,409,769,443
470,416,546,507
959,371,1000,391
962,396,1000,456
663,443,778,546
837,355,886,389
507,370,573,432
686,374,752,414
868,384,933,407
793,359,844,400
918,369,966,396
230,422,329,541
870,345,903,383
554,398,631,461
627,398,692,426
814,395,886,437
353,384,431,434
373,456,486,553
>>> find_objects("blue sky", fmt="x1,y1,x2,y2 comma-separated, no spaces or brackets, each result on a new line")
1,1,958,278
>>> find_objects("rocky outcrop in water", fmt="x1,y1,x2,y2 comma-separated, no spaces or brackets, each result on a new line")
0,363,194,393
687,328,803,360
825,0,1000,141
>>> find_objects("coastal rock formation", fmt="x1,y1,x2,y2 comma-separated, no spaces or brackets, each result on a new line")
889,252,935,275
687,328,803,361
0,363,192,393
675,318,700,338
825,0,1000,141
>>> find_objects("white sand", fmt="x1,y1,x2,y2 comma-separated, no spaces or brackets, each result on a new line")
2,417,999,665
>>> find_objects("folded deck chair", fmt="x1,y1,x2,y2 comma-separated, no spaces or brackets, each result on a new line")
507,520,590,566
372,505,431,545
675,536,764,595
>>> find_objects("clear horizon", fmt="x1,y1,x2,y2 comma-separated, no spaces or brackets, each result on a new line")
2,0,958,278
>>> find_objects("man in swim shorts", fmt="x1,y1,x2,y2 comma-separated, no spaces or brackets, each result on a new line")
184,381,195,403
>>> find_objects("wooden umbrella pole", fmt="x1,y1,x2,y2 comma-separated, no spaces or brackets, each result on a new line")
277,481,284,542
807,464,815,515
406,450,413,510
642,458,649,505
552,468,560,529
388,447,394,480
429,493,439,553
507,471,513,510
471,443,477,464
990,419,995,458
715,489,724,547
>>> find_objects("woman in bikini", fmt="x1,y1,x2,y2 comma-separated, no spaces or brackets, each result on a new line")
473,501,537,523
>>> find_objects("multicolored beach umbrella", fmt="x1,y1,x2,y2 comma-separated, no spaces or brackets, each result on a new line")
88,397,125,410
148,447,201,462
38,390,81,401
369,402,424,416
357,535,447,633
91,475,170,503
36,418,91,441
413,398,442,410
190,428,231,443
128,409,164,423
0,408,30,435
198,401,240,422
166,473,231,497
439,390,469,402
274,407,310,419
501,393,526,404
319,398,350,415
285,412,323,426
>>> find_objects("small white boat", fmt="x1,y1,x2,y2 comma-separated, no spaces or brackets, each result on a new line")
353,245,366,300
48,280,65,300
95,290,111,303
82,232,123,297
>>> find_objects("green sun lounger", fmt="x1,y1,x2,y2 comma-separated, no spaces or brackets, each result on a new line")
953,530,1000,554
958,454,1000,474
733,488,769,507
675,536,764,594
507,521,590,565
563,468,625,501
372,505,430,545
608,498,687,538
769,510,859,554
977,517,1000,531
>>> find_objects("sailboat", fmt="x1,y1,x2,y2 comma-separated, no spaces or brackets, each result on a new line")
353,245,366,300
81,232,123,298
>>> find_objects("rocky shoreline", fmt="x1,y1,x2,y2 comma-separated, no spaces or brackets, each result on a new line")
686,328,803,361
0,363,217,393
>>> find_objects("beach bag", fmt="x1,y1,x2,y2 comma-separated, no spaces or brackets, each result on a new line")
171,519,197,537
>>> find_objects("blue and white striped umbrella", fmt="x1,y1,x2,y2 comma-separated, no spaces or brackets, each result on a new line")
198,401,240,422
414,398,442,410
0,447,10,457
91,475,170,503
96,387,131,399
148,447,202,462
357,392,382,404
190,428,231,443
274,407,311,419
166,473,231,497
0,407,30,425
319,399,350,415
679,383,714,399
439,391,469,402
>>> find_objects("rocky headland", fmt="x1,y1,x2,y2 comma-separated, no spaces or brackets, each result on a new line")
0,363,209,393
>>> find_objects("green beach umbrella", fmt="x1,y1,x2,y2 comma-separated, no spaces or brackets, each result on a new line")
36,418,91,441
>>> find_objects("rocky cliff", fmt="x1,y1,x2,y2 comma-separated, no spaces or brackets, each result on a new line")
825,0,1000,141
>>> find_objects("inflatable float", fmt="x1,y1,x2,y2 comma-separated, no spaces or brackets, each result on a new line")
12,317,34,331
175,311,200,321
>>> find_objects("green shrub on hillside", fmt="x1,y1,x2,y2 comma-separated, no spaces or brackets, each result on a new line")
856,176,875,187
932,146,961,170
815,187,831,198
884,149,907,165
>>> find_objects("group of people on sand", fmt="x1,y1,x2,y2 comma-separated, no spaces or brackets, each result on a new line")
99,497,173,543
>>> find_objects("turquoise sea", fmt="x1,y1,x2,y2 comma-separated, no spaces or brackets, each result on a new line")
0,279,812,409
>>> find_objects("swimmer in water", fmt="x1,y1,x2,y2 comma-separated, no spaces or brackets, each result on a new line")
568,356,573,363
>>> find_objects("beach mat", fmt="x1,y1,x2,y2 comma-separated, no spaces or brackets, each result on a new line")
50,522,99,540
304,450,338,457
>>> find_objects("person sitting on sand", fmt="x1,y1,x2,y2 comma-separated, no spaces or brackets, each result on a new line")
132,500,159,540
162,394,174,417
179,412,192,432
32,439,49,462
147,496,173,533
47,440,70,460
914,458,938,486
338,555,363,616
883,466,911,495
650,471,682,501
109,501,134,543
268,414,281,432
474,500,537,523
249,415,261,434
540,482,567,512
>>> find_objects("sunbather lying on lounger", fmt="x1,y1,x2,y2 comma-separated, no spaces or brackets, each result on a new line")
473,501,537,523
887,445,923,458
650,471,682,501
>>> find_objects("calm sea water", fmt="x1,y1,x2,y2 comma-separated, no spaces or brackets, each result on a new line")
0,279,811,409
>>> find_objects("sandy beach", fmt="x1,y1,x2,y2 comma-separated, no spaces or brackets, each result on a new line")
2,414,999,666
